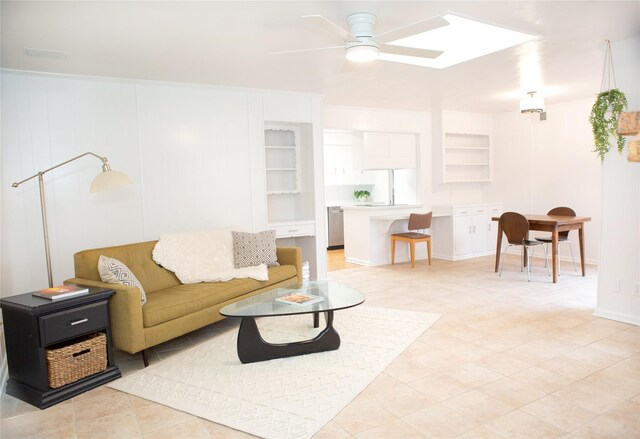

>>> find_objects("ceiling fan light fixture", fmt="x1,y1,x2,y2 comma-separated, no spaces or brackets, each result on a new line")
520,91,545,113
345,44,379,62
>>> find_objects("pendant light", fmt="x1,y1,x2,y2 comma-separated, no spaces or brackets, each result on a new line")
520,91,545,113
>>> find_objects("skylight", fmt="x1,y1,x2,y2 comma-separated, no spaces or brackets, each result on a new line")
380,13,538,69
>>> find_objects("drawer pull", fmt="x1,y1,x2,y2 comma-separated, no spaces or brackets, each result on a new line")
69,318,88,326
287,229,299,232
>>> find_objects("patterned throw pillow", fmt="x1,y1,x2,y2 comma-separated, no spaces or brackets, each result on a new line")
232,230,279,268
98,255,147,305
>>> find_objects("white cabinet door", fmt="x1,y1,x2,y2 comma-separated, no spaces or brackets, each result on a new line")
390,133,417,169
324,145,341,185
471,207,490,254
363,132,417,169
454,215,473,257
363,133,390,169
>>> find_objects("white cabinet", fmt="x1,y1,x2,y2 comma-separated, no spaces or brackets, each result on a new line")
443,132,491,183
432,203,502,261
363,132,416,169
323,131,374,185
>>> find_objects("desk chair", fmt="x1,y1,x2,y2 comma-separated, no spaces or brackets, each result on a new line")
498,212,549,281
391,213,432,268
535,207,578,274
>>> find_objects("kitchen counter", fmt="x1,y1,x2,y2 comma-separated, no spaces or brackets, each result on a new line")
342,203,422,210
343,205,442,266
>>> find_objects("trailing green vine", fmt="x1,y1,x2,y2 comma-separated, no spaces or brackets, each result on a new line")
589,88,628,162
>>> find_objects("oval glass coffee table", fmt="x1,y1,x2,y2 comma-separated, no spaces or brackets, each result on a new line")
220,282,365,363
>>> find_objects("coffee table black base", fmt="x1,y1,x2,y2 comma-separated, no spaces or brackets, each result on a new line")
237,311,340,363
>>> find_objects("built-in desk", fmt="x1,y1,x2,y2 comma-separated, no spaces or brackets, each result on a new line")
343,205,448,266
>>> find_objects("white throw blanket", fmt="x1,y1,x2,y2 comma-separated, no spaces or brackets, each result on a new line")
152,228,268,284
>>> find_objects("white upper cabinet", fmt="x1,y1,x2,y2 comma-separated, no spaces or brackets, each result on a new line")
363,132,416,169
323,131,375,185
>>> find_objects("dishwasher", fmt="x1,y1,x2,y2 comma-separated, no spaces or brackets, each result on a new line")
327,206,344,249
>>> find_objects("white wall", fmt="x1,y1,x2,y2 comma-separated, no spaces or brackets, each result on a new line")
489,99,602,265
1,71,324,295
595,36,640,325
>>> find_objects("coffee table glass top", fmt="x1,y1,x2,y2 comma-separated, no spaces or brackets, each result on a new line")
219,281,365,318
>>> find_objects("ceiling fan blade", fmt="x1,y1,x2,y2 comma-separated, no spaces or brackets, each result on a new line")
269,46,344,55
303,14,354,41
375,16,449,44
380,44,443,59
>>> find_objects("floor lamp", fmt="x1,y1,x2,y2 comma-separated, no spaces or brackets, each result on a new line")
12,152,133,287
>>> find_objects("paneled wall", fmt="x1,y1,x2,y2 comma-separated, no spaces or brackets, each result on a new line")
135,84,253,237
2,73,145,295
1,71,323,296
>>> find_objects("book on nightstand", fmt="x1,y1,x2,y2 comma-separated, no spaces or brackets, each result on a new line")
32,285,90,300
275,292,325,306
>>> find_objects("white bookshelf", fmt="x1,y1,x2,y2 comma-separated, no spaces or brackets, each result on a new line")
264,122,315,228
443,132,491,183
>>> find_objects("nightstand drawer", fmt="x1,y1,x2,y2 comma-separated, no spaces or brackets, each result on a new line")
39,301,109,346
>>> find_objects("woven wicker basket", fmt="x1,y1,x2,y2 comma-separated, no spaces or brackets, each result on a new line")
46,332,107,389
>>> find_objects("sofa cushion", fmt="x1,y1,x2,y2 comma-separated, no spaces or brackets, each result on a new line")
98,255,147,305
232,230,279,268
142,265,297,328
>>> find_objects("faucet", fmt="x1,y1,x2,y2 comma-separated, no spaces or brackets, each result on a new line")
389,169,395,205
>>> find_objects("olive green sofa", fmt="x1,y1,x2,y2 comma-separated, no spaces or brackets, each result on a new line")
65,240,302,365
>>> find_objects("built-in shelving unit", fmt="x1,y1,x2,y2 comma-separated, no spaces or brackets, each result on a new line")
443,132,491,183
264,122,315,233
265,127,300,195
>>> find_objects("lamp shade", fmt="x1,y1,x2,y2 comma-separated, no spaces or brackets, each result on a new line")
520,91,545,113
90,169,133,193
346,45,379,62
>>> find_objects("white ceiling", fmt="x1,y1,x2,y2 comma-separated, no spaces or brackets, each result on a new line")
2,1,639,113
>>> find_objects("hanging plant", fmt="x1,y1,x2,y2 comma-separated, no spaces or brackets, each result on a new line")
590,40,628,162
590,89,627,162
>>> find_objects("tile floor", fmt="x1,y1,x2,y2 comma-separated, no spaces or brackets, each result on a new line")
2,255,639,438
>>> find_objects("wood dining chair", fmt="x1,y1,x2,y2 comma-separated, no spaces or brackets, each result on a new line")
391,212,432,268
498,212,549,281
535,207,578,274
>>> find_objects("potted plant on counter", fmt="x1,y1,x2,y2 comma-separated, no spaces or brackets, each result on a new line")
354,190,371,203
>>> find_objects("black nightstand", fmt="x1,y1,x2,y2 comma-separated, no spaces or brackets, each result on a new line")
0,286,121,409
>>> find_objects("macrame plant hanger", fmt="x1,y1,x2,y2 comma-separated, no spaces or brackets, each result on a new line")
599,40,617,93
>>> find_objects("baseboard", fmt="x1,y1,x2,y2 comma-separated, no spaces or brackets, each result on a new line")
593,308,640,326
344,257,372,266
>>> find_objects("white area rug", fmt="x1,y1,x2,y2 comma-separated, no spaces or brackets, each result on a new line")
108,306,440,439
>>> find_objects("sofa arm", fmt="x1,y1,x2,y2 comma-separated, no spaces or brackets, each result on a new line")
65,278,146,354
276,247,302,286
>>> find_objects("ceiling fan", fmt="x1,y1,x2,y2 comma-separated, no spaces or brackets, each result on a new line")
270,12,449,64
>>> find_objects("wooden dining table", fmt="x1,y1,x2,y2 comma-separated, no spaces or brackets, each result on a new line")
492,214,591,283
